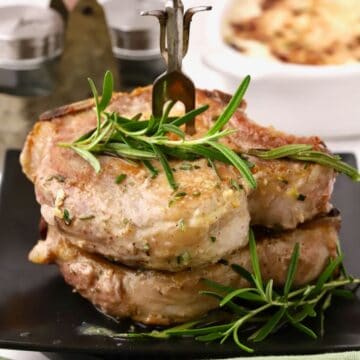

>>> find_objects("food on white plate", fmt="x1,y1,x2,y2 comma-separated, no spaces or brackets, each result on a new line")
223,0,360,65
30,216,339,325
20,72,360,352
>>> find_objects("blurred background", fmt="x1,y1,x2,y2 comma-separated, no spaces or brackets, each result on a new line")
0,0,359,173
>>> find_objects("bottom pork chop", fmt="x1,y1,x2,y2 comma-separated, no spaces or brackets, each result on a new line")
29,216,339,325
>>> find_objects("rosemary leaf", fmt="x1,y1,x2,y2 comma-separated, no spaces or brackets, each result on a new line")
88,78,100,133
208,75,251,136
265,279,274,303
249,308,286,342
196,332,225,342
99,70,114,112
115,174,127,184
292,151,360,181
332,289,354,300
143,160,159,179
74,128,96,144
209,141,256,189
161,124,186,139
71,146,101,173
219,288,260,307
313,255,344,295
82,121,113,151
249,144,312,159
248,229,263,292
283,242,300,297
231,264,255,286
233,329,254,353
103,143,156,160
151,144,178,190
171,105,209,128
320,292,333,337
166,324,231,337
157,101,176,135
248,145,360,182
202,279,236,294
286,313,317,339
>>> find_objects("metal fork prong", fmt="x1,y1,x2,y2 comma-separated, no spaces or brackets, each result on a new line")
183,6,212,56
152,72,196,134
141,10,168,62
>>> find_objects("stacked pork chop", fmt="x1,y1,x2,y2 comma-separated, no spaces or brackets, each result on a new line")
21,87,338,325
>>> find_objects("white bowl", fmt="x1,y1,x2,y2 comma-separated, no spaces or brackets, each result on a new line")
184,0,360,139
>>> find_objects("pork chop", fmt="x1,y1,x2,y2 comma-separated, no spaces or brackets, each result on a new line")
29,216,339,325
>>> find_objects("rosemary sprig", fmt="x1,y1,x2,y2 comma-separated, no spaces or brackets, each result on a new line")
86,230,359,353
59,71,360,190
249,145,360,182
59,72,256,190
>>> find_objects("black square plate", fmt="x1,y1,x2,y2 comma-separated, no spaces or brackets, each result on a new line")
0,150,360,359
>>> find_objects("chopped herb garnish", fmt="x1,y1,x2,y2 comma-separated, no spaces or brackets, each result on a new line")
79,215,95,221
179,163,194,171
115,174,127,184
297,194,307,201
192,191,201,197
230,179,243,191
47,174,66,183
179,163,201,171
63,209,72,226
143,243,150,254
169,192,188,207
210,236,217,243
178,219,185,232
176,251,191,265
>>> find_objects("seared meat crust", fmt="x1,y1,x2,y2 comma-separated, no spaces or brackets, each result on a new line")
29,216,339,325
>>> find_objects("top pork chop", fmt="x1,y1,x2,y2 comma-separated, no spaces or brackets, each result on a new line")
21,87,334,271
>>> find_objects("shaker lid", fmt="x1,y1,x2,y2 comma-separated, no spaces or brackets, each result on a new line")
103,0,163,60
0,5,64,70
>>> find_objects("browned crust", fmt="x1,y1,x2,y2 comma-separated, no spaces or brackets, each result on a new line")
39,87,151,121
39,98,95,121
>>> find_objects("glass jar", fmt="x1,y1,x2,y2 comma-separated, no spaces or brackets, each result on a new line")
0,5,64,96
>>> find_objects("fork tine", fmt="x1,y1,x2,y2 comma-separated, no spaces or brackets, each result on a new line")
152,71,196,134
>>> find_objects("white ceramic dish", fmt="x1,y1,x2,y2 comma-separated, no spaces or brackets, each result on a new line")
184,0,360,139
